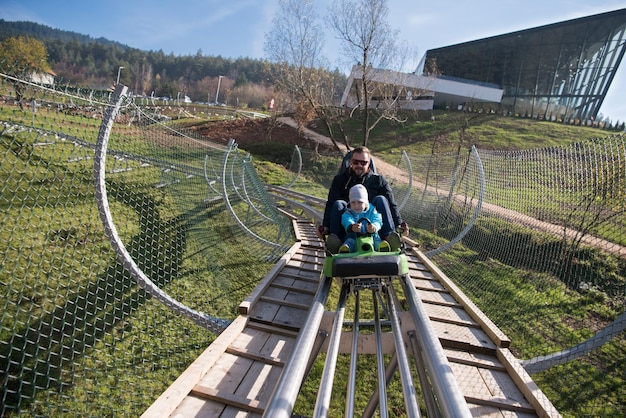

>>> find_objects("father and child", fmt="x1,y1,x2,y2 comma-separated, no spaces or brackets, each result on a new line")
319,146,409,254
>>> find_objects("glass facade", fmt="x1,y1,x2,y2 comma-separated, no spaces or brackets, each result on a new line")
425,9,626,121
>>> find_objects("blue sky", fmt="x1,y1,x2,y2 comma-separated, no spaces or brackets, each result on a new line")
1,0,625,123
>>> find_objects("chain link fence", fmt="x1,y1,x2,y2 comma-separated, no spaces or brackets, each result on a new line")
415,140,625,415
0,69,292,416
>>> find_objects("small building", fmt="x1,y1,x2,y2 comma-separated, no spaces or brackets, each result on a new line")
339,65,503,111
27,69,56,86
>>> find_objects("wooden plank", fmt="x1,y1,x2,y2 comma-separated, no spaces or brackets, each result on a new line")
191,385,265,414
410,277,447,291
239,241,302,315
234,359,284,410
285,258,322,271
477,368,535,412
246,294,311,329
281,265,320,279
197,352,253,391
228,327,295,365
466,403,537,417
226,345,284,366
497,348,562,418
430,320,498,353
416,287,462,306
449,361,535,414
290,252,325,265
140,315,248,418
228,327,272,353
274,271,320,284
424,303,479,327
445,348,506,371
274,276,319,292
450,360,497,402
270,273,297,286
259,295,311,311
407,268,435,280
258,332,296,360
291,218,302,241
248,300,282,324
269,281,317,296
246,321,300,338
407,260,433,272
271,304,310,330
413,250,511,348
299,238,323,248
297,247,326,257
465,402,508,417
171,394,227,417
262,285,290,301
283,287,317,304
464,395,537,415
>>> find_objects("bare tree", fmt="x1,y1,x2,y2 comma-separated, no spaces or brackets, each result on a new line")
327,0,403,146
265,0,345,152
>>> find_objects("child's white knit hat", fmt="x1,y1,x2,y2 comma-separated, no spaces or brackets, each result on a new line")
349,184,368,203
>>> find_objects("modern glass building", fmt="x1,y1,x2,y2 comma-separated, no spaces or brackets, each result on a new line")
424,8,626,121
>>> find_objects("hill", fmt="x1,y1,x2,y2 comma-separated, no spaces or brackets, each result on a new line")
0,19,130,49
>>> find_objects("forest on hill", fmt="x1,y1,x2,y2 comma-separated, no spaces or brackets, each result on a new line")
0,19,347,109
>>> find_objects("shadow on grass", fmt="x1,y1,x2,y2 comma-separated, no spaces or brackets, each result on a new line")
0,179,222,415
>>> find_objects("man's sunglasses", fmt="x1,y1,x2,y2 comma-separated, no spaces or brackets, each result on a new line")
351,159,369,166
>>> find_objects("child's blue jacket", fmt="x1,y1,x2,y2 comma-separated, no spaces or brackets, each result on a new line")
341,205,382,234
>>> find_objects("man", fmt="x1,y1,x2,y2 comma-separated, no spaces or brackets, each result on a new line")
318,146,408,253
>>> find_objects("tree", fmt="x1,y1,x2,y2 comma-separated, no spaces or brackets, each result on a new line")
0,36,51,108
327,0,406,146
0,35,51,73
265,0,346,152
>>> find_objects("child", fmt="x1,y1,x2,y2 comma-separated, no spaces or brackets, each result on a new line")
339,184,391,253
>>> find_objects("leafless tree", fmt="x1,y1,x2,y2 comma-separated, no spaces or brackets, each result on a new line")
327,0,408,146
265,0,345,151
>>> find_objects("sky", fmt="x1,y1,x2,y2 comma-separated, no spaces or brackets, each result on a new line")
1,0,625,123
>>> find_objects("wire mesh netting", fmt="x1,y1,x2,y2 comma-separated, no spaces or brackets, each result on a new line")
0,70,293,415
408,142,625,415
1,62,625,417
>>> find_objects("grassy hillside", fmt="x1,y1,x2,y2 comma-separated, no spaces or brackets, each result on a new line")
308,110,615,157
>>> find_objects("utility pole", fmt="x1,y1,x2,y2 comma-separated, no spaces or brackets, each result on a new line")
215,75,223,104
116,66,124,85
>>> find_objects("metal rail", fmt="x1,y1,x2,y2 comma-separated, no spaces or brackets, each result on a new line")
263,275,333,418
94,84,230,333
264,271,472,417
400,273,472,417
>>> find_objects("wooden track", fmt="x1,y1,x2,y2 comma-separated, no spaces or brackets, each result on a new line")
142,217,561,417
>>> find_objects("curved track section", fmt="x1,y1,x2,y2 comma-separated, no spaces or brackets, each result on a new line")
94,85,230,334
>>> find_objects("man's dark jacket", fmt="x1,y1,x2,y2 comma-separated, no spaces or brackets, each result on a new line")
322,168,402,228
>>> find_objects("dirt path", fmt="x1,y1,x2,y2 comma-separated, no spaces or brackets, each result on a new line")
277,116,347,152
